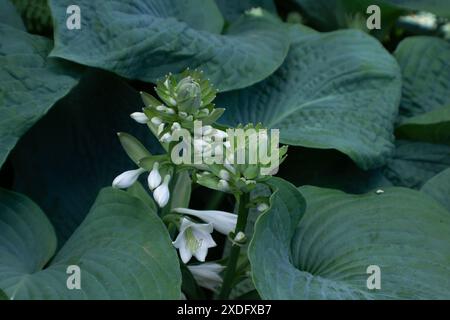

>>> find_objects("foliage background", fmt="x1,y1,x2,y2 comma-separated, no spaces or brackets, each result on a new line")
0,0,449,299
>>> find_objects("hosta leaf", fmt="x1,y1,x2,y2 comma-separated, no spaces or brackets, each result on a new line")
218,26,402,170
215,0,277,21
0,0,25,30
0,187,181,299
0,24,79,169
394,37,450,144
384,0,450,18
48,0,290,92
249,180,450,299
293,0,403,34
421,168,450,212
11,0,53,34
384,140,450,188
10,70,162,244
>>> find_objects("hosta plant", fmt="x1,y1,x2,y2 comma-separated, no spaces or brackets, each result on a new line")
0,0,449,300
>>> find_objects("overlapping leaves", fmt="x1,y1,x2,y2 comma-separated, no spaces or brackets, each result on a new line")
249,177,450,299
48,0,290,92
0,187,181,299
218,25,402,169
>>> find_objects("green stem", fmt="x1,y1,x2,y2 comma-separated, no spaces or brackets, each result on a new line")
218,192,250,300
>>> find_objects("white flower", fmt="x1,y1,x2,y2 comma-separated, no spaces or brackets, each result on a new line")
153,175,171,207
219,169,231,181
130,112,149,124
174,208,237,235
217,179,230,192
157,123,165,135
151,117,163,125
112,168,145,189
257,203,269,212
173,218,216,263
147,162,162,190
160,133,172,143
171,122,181,131
187,262,225,292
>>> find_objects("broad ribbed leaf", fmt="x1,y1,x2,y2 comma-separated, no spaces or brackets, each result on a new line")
384,140,450,188
394,37,450,144
218,26,402,169
10,70,162,243
421,168,450,212
0,0,25,30
0,188,181,299
49,0,290,92
0,24,79,168
384,0,450,17
249,180,450,299
293,0,403,33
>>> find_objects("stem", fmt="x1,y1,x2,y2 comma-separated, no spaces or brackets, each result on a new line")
218,192,250,300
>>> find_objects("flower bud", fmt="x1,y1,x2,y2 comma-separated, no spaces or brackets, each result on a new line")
153,175,171,208
176,76,202,114
112,168,145,189
147,162,162,190
130,112,149,124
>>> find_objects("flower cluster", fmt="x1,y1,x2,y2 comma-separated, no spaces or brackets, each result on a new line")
113,69,283,290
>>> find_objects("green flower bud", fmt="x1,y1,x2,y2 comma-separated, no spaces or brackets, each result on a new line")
176,76,202,114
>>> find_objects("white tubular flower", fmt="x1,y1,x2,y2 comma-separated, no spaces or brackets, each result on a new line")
219,169,231,181
171,122,181,131
147,162,162,190
151,117,163,125
217,179,230,192
173,218,216,263
112,168,145,189
193,138,211,154
153,175,171,207
160,133,172,143
212,129,228,140
201,125,213,136
187,262,225,292
157,123,165,135
174,208,237,235
130,112,149,124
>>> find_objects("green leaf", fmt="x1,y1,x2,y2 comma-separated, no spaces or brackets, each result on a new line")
11,0,53,34
215,0,277,21
249,181,450,299
293,0,404,35
384,0,450,18
218,26,402,170
421,168,450,212
394,37,450,144
48,0,290,92
0,288,8,300
126,181,157,214
10,70,163,244
384,140,450,188
0,187,181,299
0,0,26,30
0,24,79,169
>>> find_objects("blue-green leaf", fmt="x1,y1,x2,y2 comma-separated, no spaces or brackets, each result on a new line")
218,26,402,169
384,140,450,188
48,0,290,92
249,180,450,299
421,168,450,212
395,37,450,144
10,70,162,243
0,24,79,168
0,187,181,299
